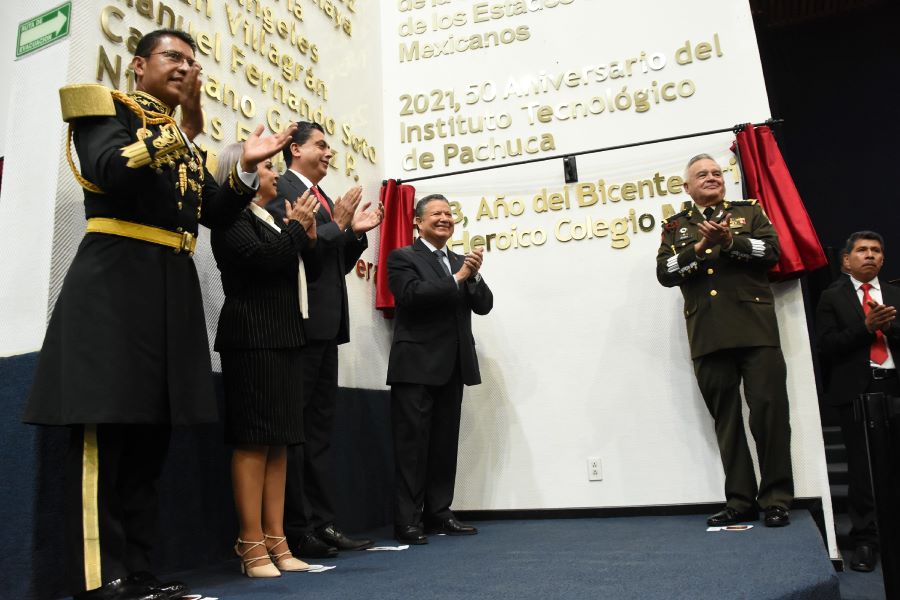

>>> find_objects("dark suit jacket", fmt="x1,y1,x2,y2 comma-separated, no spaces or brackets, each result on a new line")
267,170,367,344
386,239,493,386
816,275,900,406
211,206,319,350
656,200,782,359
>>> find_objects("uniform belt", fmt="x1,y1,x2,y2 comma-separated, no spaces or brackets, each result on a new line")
86,217,196,256
872,367,897,380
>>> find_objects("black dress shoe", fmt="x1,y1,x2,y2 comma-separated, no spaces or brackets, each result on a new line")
850,544,877,572
317,525,374,551
126,572,189,600
295,533,338,558
425,517,478,536
73,578,167,600
706,506,759,527
394,525,428,545
764,506,790,527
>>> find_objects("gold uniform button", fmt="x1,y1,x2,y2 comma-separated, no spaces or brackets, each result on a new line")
177,202,183,210
755,297,760,301
176,226,183,233
710,290,718,297
707,268,714,275
705,248,712,255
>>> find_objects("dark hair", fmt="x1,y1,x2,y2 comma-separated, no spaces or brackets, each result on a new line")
134,29,197,58
415,194,448,219
282,121,326,165
843,230,885,255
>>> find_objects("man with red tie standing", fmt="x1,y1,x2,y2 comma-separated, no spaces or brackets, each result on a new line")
816,231,899,572
268,121,383,558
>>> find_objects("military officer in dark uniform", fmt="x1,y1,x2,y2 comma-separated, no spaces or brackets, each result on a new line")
23,29,297,600
656,153,794,528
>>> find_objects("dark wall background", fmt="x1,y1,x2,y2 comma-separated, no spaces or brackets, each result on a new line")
752,0,900,297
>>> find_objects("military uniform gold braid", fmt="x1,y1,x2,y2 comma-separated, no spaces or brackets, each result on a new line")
65,90,178,194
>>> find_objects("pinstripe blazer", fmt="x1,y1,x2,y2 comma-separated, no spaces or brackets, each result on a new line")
211,206,320,350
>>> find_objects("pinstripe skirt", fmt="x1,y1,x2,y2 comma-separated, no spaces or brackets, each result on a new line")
220,349,304,445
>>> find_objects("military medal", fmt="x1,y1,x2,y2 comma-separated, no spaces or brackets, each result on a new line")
178,163,187,196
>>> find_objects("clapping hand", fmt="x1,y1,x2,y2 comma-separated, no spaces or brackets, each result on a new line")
284,190,320,241
351,201,384,235
240,123,298,173
865,301,897,333
331,186,363,229
695,212,733,252
455,247,484,282
178,64,204,141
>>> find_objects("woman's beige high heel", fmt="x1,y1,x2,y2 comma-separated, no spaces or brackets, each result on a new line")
235,538,281,578
265,534,310,572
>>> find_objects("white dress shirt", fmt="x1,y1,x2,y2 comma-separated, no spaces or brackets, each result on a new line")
419,237,453,278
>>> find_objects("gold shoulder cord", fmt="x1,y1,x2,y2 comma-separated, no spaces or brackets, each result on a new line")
65,90,178,194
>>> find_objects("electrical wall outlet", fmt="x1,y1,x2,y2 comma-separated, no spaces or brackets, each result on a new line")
587,457,602,481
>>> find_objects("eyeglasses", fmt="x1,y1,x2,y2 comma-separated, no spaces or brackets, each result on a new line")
145,49,202,70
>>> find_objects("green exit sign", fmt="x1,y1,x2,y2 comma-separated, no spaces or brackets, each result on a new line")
16,2,71,58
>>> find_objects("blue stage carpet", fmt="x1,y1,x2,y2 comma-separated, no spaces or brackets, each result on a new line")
170,511,838,600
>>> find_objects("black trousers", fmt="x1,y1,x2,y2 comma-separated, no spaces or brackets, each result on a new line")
285,339,338,540
65,424,170,594
693,346,794,512
839,374,900,548
391,366,463,528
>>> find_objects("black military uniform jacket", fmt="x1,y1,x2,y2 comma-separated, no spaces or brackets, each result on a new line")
656,200,781,359
25,87,254,426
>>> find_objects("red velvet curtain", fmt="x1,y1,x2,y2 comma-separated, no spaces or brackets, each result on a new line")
732,125,827,281
376,179,416,317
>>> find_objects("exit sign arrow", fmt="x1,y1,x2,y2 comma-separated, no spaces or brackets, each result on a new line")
16,2,71,58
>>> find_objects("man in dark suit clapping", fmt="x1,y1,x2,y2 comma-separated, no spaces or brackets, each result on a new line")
816,230,900,572
268,121,383,558
386,194,493,544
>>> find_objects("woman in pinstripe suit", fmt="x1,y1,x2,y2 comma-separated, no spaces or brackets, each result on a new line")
211,143,321,577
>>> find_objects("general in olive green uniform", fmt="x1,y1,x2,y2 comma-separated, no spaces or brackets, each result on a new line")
656,190,794,525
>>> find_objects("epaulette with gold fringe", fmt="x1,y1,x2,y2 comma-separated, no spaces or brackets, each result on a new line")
60,84,181,194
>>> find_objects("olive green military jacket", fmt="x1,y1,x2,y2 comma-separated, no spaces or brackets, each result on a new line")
656,200,782,359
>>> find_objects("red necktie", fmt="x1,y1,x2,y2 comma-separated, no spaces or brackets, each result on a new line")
310,186,332,218
861,282,889,364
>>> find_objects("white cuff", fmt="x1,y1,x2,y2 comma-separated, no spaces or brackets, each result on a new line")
238,164,259,190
